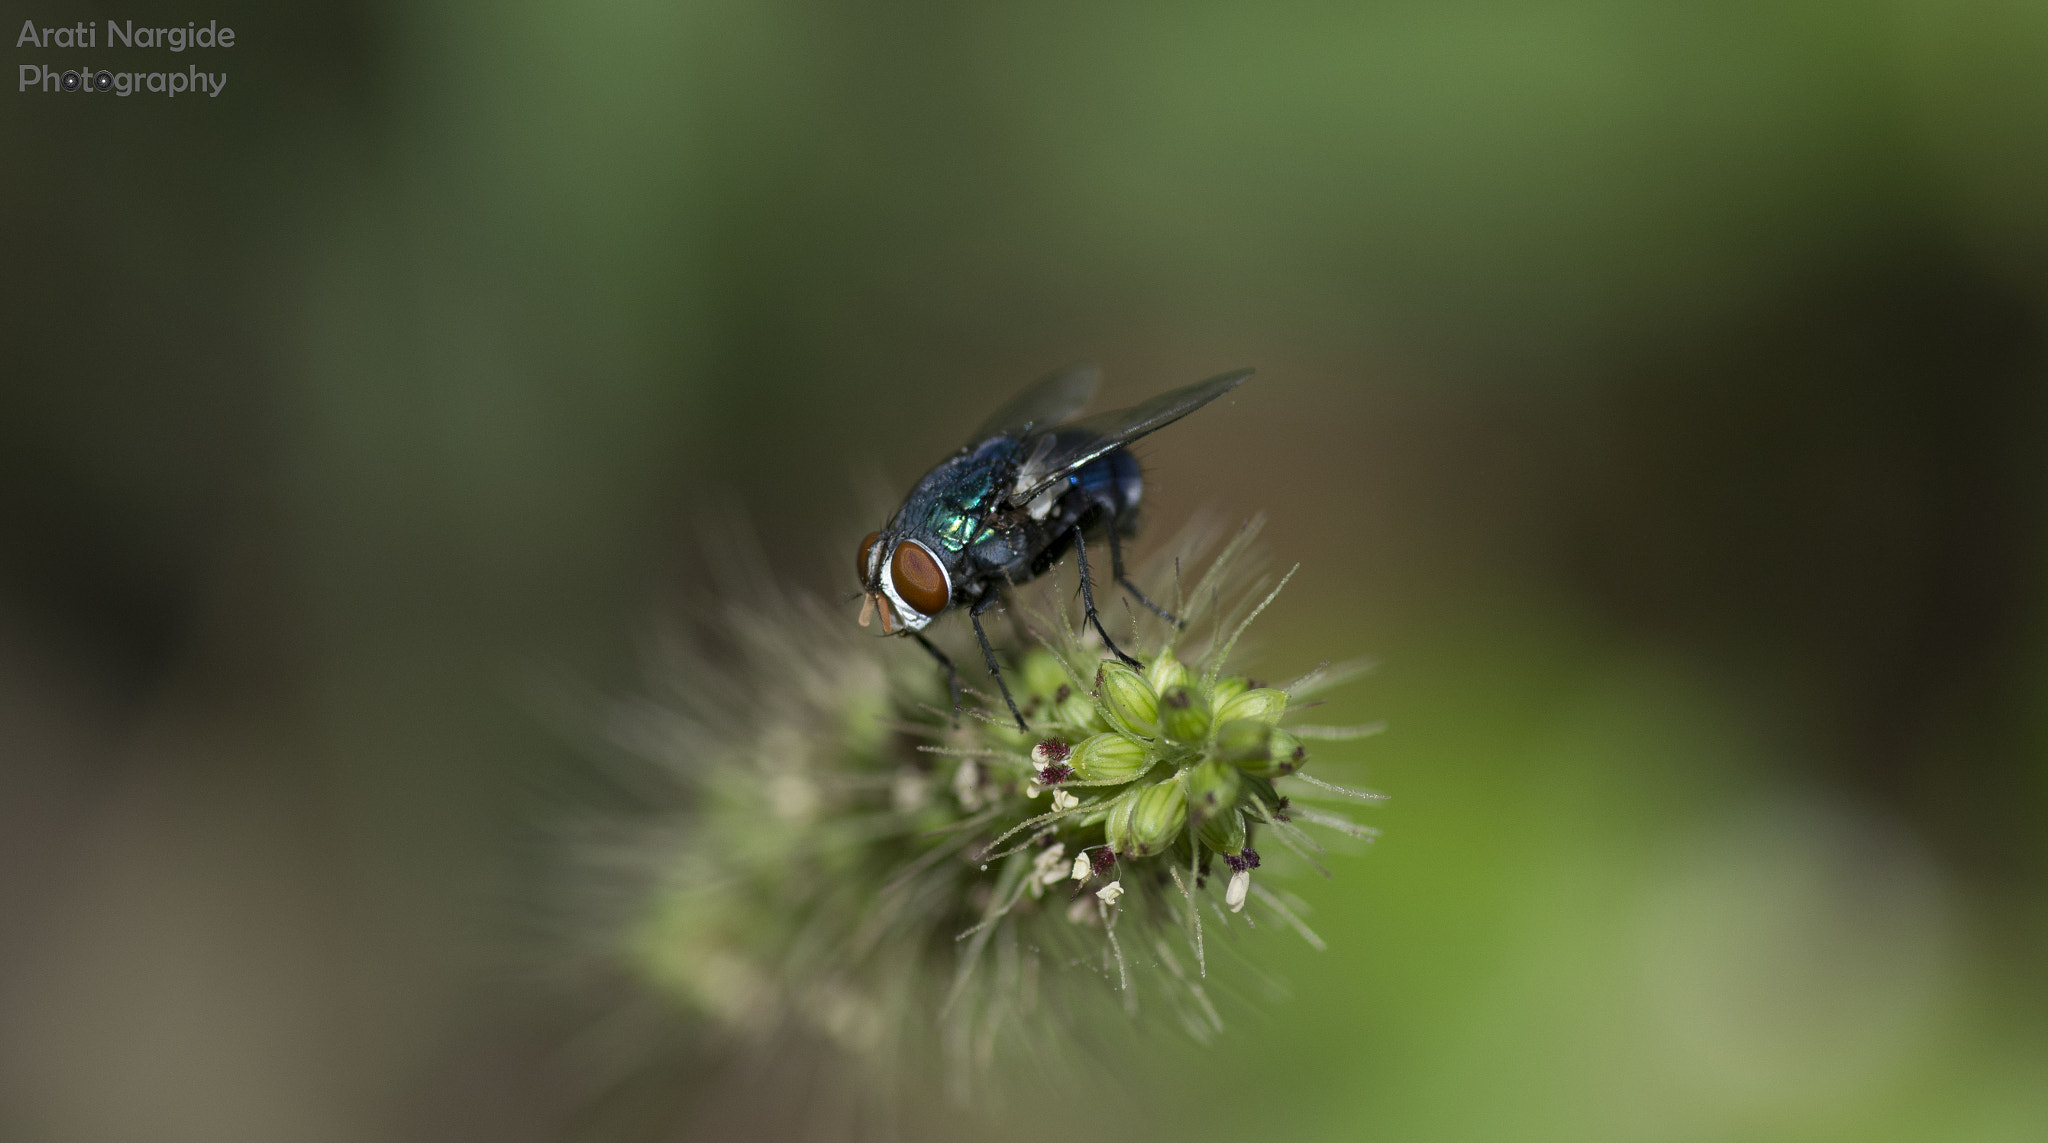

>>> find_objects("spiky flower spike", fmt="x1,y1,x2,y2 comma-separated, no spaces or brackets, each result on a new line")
595,518,1383,1105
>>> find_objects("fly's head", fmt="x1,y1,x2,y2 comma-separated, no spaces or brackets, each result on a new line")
856,528,951,634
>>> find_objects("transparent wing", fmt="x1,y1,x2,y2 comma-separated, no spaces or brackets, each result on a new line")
1005,367,1254,505
969,363,1101,445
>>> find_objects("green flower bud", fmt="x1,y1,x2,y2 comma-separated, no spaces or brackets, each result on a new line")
1213,718,1274,765
1113,778,1187,856
1096,661,1159,738
1158,683,1212,745
1146,650,1190,694
1185,758,1241,819
1210,674,1250,706
1241,771,1280,811
1198,806,1247,855
1216,686,1287,726
1068,732,1153,785
1268,728,1307,775
1103,786,1139,850
1021,651,1070,697
1239,728,1308,777
1053,692,1104,733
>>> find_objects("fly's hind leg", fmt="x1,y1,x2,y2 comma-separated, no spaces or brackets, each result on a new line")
970,594,1029,732
912,631,961,725
1071,526,1143,669
1105,523,1180,626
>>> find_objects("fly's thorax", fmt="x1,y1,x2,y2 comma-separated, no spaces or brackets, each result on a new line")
902,439,1015,551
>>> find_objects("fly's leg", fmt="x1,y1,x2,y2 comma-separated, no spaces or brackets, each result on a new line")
1072,526,1143,668
912,630,961,725
970,594,1029,732
1105,523,1180,626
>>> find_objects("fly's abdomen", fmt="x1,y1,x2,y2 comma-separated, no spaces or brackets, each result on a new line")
1071,447,1142,514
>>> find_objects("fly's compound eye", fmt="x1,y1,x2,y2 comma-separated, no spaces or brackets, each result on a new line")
857,531,882,584
889,541,950,617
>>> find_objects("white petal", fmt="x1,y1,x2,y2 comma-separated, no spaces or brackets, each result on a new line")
1070,852,1092,882
1096,880,1124,905
1226,869,1251,913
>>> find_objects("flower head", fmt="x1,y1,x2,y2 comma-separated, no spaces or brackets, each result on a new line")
578,518,1385,1101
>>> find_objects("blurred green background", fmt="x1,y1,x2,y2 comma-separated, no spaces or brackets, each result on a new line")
4,2,2047,1140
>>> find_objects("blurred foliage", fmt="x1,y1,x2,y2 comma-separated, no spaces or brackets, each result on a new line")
3,2,2046,1141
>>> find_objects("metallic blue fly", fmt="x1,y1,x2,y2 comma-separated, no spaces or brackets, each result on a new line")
857,364,1254,730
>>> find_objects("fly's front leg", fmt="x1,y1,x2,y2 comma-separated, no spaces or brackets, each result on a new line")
912,631,961,725
1105,523,1180,626
1071,526,1142,668
970,594,1029,732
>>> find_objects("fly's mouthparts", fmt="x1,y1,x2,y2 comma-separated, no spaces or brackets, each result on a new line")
869,593,901,635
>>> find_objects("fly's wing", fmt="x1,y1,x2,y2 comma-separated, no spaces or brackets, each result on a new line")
968,363,1101,445
1004,367,1253,506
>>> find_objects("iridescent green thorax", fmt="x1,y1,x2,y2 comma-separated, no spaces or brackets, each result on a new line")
929,509,995,552
910,444,1009,552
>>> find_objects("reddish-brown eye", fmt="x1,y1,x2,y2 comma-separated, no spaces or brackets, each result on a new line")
856,531,881,584
889,541,950,616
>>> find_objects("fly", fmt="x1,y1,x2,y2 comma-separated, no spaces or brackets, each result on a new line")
856,364,1254,730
